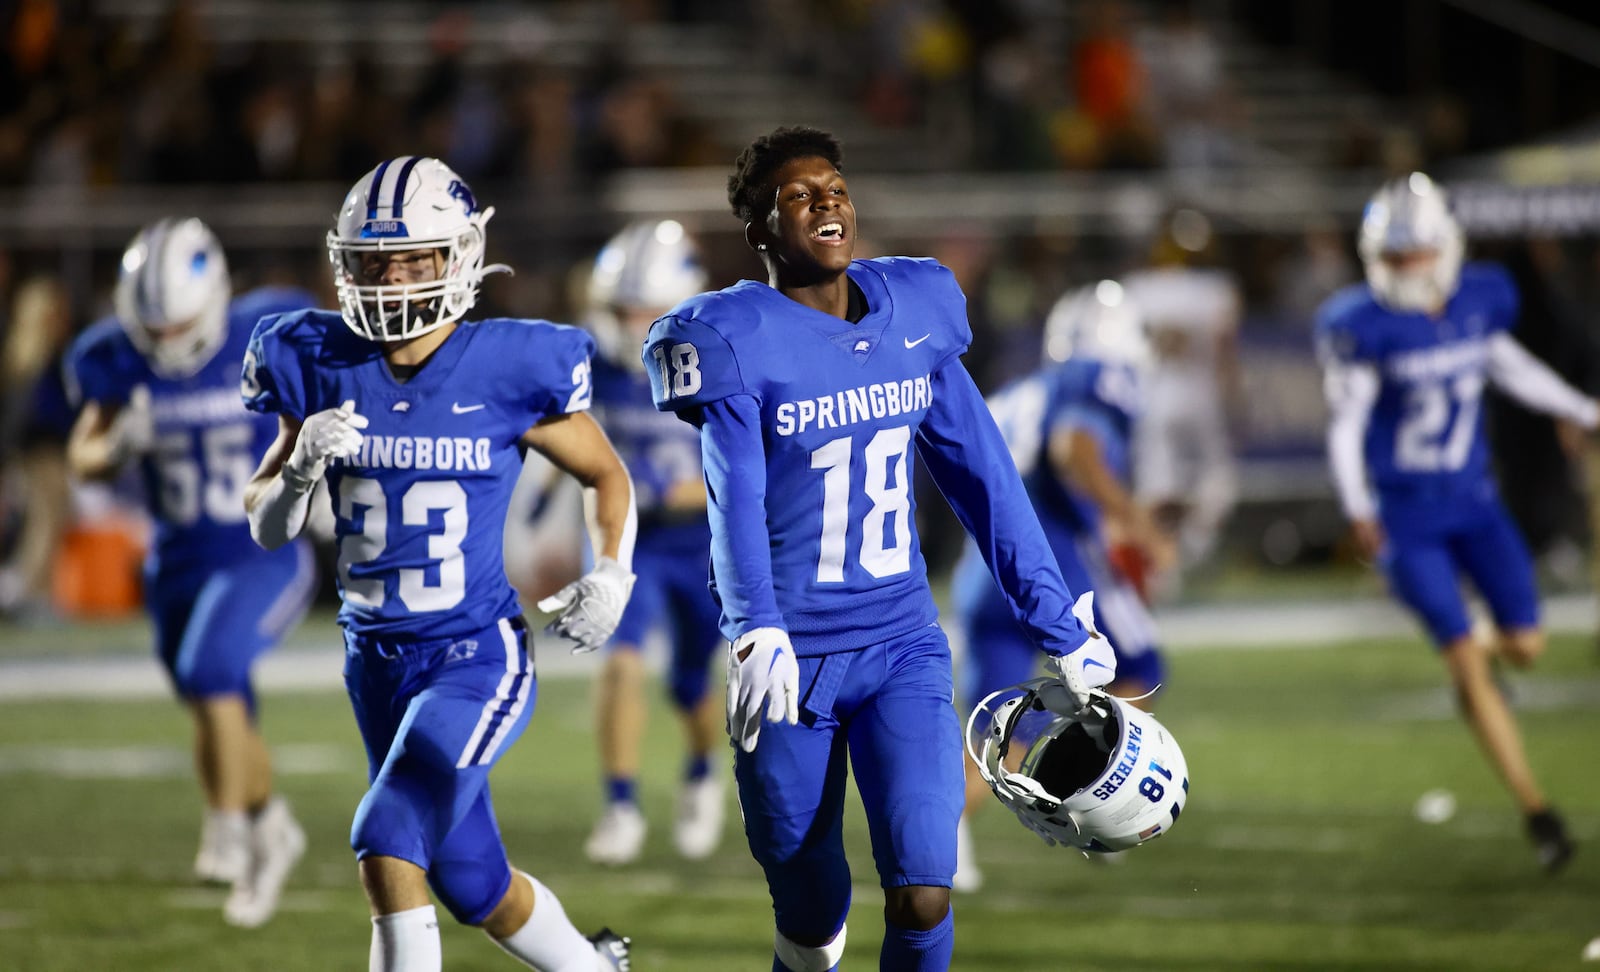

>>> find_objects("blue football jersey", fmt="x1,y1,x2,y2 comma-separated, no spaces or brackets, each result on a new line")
590,355,708,549
647,257,1087,656
991,358,1141,537
243,309,595,641
68,286,317,575
1315,263,1517,503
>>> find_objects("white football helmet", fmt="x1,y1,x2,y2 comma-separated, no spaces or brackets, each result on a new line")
114,217,231,377
1042,279,1151,369
966,679,1188,853
326,156,510,343
1358,171,1464,314
586,219,707,369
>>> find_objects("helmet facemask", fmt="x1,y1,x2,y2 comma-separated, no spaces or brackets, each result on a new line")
327,217,492,343
966,678,1188,853
326,156,511,344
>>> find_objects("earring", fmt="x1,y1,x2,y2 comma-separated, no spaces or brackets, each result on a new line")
756,243,769,251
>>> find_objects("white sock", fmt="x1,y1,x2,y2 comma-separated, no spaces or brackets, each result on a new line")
370,905,441,972
492,873,596,971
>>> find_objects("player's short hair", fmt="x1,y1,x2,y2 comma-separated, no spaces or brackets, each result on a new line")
727,126,844,225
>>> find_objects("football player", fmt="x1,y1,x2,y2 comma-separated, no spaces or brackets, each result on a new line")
242,157,633,970
579,219,727,866
645,126,1112,972
1120,209,1242,577
1316,172,1594,873
949,279,1174,891
65,218,317,928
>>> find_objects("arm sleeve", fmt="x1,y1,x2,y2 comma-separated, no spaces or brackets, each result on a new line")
1321,359,1380,521
697,394,786,638
1486,332,1600,428
916,359,1089,656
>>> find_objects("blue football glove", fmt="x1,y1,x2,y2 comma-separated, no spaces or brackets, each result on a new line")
1043,591,1117,712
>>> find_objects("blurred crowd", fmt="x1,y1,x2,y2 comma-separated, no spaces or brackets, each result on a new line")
1,0,1461,192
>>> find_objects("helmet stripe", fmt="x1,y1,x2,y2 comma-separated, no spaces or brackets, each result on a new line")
138,218,173,324
365,158,395,220
391,156,422,219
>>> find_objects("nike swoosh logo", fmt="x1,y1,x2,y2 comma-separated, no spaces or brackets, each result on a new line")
767,648,784,675
904,334,931,349
451,402,486,414
1082,658,1113,671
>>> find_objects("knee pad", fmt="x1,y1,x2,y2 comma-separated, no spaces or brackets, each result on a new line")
350,776,430,862
427,856,512,926
775,925,847,972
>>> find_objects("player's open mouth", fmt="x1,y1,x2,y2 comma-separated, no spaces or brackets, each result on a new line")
811,222,847,245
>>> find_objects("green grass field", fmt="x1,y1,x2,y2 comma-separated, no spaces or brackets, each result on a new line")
2,628,1598,971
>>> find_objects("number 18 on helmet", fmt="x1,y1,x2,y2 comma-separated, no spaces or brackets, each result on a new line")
965,679,1189,853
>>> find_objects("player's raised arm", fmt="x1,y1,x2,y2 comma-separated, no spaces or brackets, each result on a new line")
244,403,367,549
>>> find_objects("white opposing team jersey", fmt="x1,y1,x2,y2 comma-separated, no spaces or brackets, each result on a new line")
1120,267,1239,414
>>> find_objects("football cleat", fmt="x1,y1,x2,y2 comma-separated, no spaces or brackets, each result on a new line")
951,815,983,893
588,927,632,971
673,775,726,860
1527,808,1576,874
193,810,250,885
585,802,647,866
223,796,307,928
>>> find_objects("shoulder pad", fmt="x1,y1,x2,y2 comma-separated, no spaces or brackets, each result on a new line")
472,318,598,421
644,310,747,411
241,308,343,419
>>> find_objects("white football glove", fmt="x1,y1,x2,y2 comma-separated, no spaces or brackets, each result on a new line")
726,626,799,753
284,399,368,491
536,556,635,653
1043,591,1117,713
110,385,155,463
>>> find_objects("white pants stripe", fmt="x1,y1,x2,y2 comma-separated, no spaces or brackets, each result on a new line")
455,618,530,768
